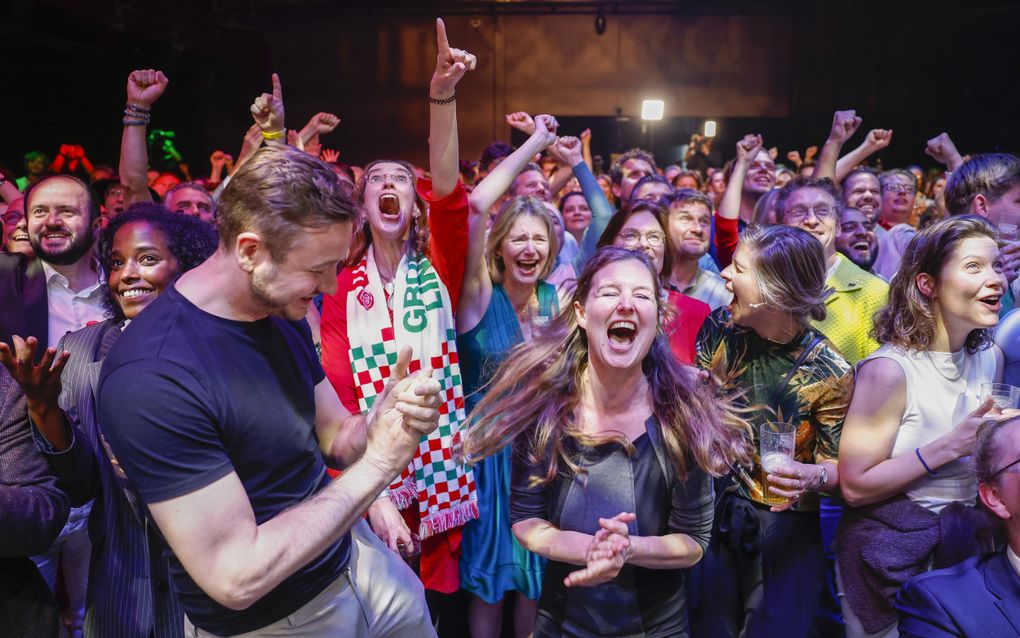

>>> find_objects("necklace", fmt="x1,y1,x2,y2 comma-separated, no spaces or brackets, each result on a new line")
925,349,965,382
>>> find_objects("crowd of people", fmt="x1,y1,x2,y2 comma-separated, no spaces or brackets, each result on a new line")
2,17,1020,638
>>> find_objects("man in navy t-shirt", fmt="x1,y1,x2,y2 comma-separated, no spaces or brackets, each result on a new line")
99,135,443,634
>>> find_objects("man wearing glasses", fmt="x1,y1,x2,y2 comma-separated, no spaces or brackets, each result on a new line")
897,417,1020,637
873,169,920,279
775,176,888,365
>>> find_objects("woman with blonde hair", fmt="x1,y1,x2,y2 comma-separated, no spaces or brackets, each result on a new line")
836,216,1009,637
464,246,753,637
456,115,561,637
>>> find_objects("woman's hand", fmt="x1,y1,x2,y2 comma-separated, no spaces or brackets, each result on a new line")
765,459,823,512
564,512,635,587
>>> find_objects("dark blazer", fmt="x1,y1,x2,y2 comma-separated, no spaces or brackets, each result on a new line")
37,319,183,637
897,548,1020,637
0,253,69,637
0,252,49,351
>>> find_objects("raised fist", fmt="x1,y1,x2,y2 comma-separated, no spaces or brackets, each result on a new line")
309,112,341,135
925,132,963,171
828,110,863,145
786,149,803,166
865,129,893,151
532,114,559,148
126,69,169,108
431,18,477,96
209,150,229,168
506,111,536,135
580,128,592,143
552,136,583,167
804,145,819,161
250,73,285,134
736,134,764,162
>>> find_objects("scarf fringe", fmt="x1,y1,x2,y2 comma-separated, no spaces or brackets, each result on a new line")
388,475,418,511
418,500,479,540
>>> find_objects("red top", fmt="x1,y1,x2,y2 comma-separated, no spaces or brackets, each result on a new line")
665,289,711,365
713,212,740,270
320,179,469,412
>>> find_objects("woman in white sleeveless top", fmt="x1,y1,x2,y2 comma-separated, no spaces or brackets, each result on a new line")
837,216,1010,637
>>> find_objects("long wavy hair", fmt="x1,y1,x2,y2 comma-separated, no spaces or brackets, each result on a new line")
873,215,998,353
462,246,753,485
345,159,429,267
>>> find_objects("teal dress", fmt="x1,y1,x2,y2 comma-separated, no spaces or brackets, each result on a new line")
457,282,558,603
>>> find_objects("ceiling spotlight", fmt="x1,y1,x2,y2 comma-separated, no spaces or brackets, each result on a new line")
704,120,717,137
641,100,664,121
595,6,606,35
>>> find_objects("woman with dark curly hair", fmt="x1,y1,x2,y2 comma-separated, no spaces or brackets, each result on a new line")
836,216,1011,637
0,203,217,637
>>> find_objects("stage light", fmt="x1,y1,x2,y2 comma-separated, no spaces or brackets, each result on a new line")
641,100,664,121
704,121,717,137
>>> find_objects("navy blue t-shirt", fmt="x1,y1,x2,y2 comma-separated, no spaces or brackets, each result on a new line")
98,284,349,635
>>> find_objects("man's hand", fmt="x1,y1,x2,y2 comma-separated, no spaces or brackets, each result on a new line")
863,129,893,152
367,497,415,554
308,112,341,136
321,148,340,163
362,346,442,477
553,136,584,168
0,336,69,407
126,69,168,108
250,73,285,134
736,134,764,163
1001,241,1020,284
925,132,964,171
431,17,476,98
827,110,863,146
506,111,536,135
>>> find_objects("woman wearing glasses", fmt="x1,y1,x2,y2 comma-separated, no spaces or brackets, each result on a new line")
319,20,478,608
836,216,1010,637
596,199,710,365
1,197,32,257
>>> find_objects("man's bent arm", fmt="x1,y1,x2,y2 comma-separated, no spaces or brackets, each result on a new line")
148,455,394,611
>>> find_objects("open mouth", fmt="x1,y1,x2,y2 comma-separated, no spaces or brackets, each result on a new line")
516,259,539,276
379,193,400,217
120,287,154,301
979,294,1002,312
607,320,637,347
851,240,870,252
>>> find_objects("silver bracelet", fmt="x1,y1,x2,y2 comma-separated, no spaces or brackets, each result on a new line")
812,464,829,491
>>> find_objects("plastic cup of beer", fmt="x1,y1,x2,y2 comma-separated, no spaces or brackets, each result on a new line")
981,383,1020,413
760,422,796,506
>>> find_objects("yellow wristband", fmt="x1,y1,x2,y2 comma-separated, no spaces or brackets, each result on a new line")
261,129,285,140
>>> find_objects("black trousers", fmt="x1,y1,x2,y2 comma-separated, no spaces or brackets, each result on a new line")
688,494,823,638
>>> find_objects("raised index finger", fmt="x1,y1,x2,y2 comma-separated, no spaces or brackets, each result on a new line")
271,73,283,101
436,18,451,56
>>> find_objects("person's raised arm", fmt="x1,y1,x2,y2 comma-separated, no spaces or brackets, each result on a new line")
429,18,476,199
719,134,763,221
814,110,862,182
141,347,442,610
835,129,893,183
925,132,964,174
250,73,287,148
120,69,168,204
298,112,340,148
459,116,558,332
561,136,614,265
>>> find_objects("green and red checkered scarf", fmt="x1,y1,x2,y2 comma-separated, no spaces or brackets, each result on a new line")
346,246,478,538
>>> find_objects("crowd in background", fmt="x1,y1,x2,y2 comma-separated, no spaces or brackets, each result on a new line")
3,17,1020,638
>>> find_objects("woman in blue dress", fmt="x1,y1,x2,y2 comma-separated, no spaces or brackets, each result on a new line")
456,114,562,637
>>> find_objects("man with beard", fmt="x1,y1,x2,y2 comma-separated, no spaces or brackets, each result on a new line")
0,174,108,637
836,207,880,275
872,169,919,280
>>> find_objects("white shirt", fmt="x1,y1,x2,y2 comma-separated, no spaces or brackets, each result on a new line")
1009,545,1020,580
41,259,109,348
685,268,733,311
873,223,916,280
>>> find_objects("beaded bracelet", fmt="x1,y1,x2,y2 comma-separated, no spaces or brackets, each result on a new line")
427,92,456,105
123,119,149,127
126,102,152,114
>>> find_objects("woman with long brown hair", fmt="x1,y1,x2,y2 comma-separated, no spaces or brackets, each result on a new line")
464,246,752,637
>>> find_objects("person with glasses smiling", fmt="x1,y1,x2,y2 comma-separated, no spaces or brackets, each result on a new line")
874,169,921,279
596,200,711,365
2,197,33,257
896,416,1020,637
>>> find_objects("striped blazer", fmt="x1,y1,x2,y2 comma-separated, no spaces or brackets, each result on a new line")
36,319,183,637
